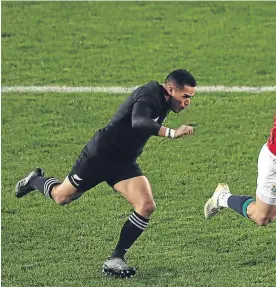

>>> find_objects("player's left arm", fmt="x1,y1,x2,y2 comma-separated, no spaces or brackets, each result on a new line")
132,101,161,135
132,89,194,139
132,101,192,138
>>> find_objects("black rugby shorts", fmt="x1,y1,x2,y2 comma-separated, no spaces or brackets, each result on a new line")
67,146,143,192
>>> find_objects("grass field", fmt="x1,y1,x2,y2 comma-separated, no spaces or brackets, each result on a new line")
2,1,276,86
2,1,276,287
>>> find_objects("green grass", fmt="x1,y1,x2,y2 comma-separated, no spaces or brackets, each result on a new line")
2,1,276,287
2,1,276,86
2,92,276,287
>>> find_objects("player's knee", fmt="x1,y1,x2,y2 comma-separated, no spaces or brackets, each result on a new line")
52,192,72,206
254,214,271,226
51,185,75,205
138,201,156,217
54,196,72,206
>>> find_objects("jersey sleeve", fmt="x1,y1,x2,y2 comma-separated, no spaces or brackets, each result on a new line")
131,87,161,136
267,115,276,155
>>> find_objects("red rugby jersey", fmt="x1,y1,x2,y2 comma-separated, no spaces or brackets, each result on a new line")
267,115,276,155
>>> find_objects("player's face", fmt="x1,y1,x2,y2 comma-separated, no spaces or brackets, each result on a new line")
168,85,196,113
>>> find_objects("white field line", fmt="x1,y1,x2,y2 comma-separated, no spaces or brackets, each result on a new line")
2,86,276,94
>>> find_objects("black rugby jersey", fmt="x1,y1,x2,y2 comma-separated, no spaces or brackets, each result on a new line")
88,81,171,160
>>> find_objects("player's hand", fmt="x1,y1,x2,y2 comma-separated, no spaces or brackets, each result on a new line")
174,125,194,139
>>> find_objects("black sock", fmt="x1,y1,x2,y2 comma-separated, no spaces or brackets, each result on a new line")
111,211,149,259
30,176,60,199
227,195,255,217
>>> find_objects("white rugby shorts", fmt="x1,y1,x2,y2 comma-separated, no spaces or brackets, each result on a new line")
256,143,276,205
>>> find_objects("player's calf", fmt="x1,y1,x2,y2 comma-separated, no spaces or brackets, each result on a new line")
50,177,83,205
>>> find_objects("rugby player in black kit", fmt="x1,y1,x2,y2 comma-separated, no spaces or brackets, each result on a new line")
16,69,196,278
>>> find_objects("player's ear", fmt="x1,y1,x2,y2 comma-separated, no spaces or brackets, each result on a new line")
168,86,174,96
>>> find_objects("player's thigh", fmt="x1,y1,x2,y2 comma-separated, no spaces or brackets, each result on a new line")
68,146,105,193
255,144,276,216
105,159,153,205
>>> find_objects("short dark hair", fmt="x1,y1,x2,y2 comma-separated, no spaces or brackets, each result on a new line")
165,69,196,88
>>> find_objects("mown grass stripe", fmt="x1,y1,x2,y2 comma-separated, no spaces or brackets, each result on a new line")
2,86,276,93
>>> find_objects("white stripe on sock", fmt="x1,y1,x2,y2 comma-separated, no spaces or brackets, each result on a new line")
129,214,148,230
44,178,58,193
44,179,54,195
128,216,146,230
131,213,148,227
44,178,59,197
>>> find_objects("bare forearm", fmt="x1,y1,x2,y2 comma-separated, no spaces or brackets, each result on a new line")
158,126,176,138
158,126,168,137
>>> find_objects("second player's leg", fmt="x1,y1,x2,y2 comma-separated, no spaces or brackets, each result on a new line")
246,195,276,226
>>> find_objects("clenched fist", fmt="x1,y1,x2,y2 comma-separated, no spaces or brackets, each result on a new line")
174,125,194,139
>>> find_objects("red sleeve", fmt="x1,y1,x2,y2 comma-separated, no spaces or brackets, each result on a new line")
267,115,276,155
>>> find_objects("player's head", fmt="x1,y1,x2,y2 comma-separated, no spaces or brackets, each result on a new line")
163,69,197,113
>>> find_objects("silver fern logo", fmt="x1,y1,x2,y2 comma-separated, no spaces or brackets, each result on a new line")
71,174,83,186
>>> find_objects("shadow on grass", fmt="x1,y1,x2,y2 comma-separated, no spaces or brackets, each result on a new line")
138,266,179,280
